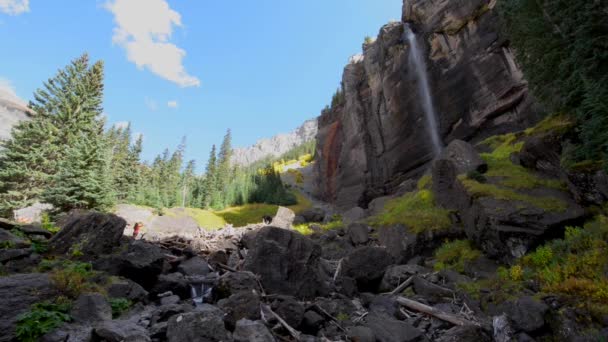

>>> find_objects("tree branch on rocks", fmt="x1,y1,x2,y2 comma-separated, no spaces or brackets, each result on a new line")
388,276,414,295
262,304,302,341
395,296,476,327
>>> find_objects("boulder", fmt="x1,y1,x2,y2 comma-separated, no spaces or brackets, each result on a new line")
150,303,194,326
347,223,370,245
270,295,305,328
0,273,55,342
41,323,93,342
150,273,191,299
93,320,150,342
107,278,149,302
119,241,166,289
0,228,30,249
177,257,210,277
300,207,326,223
215,271,261,299
501,296,549,334
166,305,229,342
567,170,608,206
271,206,295,229
160,295,181,306
432,159,470,211
368,295,403,320
519,135,562,177
0,247,32,263
436,325,491,342
342,247,393,291
380,264,432,292
218,291,261,330
70,293,112,324
364,313,423,342
243,226,328,299
377,225,417,264
301,310,325,334
49,212,125,257
233,319,276,342
440,140,487,174
20,224,53,238
412,277,454,304
342,206,366,225
347,326,376,342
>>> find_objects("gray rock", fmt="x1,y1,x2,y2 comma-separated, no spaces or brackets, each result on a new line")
301,310,325,334
436,325,491,342
107,278,149,302
160,295,181,306
432,159,470,211
347,326,376,342
151,273,191,299
166,305,229,342
412,277,454,304
0,228,29,249
342,206,366,225
0,247,32,263
177,257,210,277
20,223,53,238
215,271,261,299
299,207,326,223
342,247,394,291
119,241,166,290
270,295,305,328
364,313,423,342
41,323,93,342
49,212,125,257
380,264,432,292
271,206,296,229
369,295,402,319
150,303,194,326
347,223,369,245
502,296,549,333
13,202,53,224
0,273,55,342
71,293,112,323
93,320,150,342
233,319,276,342
218,291,261,330
243,226,328,299
377,225,417,263
440,140,487,174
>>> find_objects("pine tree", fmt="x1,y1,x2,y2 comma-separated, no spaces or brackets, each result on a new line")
215,129,233,207
201,145,217,208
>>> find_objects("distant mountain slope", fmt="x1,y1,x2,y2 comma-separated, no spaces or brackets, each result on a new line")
0,90,33,141
231,119,318,166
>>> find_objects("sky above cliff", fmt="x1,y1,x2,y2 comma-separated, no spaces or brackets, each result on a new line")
0,0,401,167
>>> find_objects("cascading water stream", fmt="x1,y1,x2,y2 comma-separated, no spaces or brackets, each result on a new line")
403,23,443,157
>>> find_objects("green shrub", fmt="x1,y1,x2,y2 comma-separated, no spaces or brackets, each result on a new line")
433,240,481,273
466,170,486,183
15,300,72,342
38,259,101,298
31,240,48,254
109,298,131,318
41,213,60,234
369,189,451,233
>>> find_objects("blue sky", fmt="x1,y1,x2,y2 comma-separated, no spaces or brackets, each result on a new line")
0,0,401,169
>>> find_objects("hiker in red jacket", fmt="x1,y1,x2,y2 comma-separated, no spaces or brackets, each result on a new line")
132,222,143,239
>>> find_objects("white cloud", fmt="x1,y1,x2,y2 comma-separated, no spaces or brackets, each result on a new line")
145,97,158,111
113,121,130,129
105,0,200,88
167,100,178,108
0,0,29,15
0,77,26,105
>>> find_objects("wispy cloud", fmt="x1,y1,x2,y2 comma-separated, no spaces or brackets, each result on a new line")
0,0,29,15
0,77,26,105
167,100,178,108
145,97,158,111
113,121,130,129
105,0,200,88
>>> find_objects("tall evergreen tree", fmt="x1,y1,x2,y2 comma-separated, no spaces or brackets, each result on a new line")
201,145,217,209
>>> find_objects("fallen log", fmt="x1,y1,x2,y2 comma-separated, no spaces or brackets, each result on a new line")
389,276,413,295
395,296,475,326
262,304,302,341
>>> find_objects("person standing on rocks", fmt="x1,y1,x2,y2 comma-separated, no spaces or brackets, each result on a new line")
132,222,143,239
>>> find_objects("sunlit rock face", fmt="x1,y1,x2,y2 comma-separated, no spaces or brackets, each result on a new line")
315,0,543,210
231,119,318,167
0,90,32,142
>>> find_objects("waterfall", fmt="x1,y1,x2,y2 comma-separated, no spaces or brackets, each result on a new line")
403,23,443,156
189,274,215,307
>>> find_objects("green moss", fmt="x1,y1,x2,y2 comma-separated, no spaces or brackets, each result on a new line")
368,189,452,234
433,240,481,273
524,114,574,137
293,216,344,236
483,154,565,190
460,178,567,212
417,174,432,190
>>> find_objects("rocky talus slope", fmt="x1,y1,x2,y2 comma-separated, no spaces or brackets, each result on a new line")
315,0,543,210
231,119,318,167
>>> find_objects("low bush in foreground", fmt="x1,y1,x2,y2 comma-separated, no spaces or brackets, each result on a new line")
15,299,72,342
433,239,481,273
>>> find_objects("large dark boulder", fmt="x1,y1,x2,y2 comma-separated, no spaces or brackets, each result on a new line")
364,313,423,342
0,273,56,342
269,295,305,328
107,278,149,303
166,305,229,342
70,293,112,324
120,241,166,289
93,320,150,342
341,247,394,291
150,273,191,299
49,212,125,257
243,226,329,299
233,319,276,342
177,256,210,277
379,264,432,292
0,228,30,249
217,291,261,330
436,325,491,342
432,159,470,211
500,296,549,334
440,140,487,174
215,271,261,299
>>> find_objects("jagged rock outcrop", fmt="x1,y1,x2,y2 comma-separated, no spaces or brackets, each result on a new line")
315,0,542,209
231,118,318,166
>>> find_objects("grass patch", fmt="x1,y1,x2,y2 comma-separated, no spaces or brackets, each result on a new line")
368,189,451,233
216,203,278,227
38,259,103,298
182,208,226,229
287,190,313,214
459,178,567,212
417,174,432,190
109,298,131,319
524,114,574,137
293,215,344,236
16,298,72,342
433,239,481,273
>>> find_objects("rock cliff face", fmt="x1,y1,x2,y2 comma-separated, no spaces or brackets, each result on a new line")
0,91,32,142
231,119,318,166
315,0,543,210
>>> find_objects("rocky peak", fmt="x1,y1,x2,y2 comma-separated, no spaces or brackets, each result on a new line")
231,119,318,166
0,89,33,142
